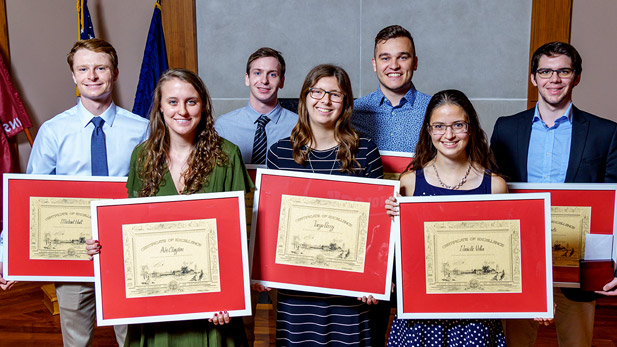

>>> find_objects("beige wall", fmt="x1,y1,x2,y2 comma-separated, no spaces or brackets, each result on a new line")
7,0,155,172
571,0,617,121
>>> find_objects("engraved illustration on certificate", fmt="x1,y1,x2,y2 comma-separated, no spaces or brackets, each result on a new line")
123,219,221,298
30,197,97,260
551,206,591,267
275,194,370,272
425,220,522,294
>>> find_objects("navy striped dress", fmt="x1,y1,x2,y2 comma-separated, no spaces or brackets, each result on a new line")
266,137,383,346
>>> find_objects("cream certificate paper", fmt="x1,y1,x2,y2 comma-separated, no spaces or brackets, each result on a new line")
551,206,591,267
30,197,97,260
122,219,221,298
275,194,370,272
425,220,522,294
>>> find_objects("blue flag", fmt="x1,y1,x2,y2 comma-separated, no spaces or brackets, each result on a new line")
132,1,169,119
77,0,95,40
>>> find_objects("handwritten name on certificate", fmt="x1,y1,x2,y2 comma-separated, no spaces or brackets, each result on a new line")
276,195,370,272
424,220,522,294
30,197,97,260
122,219,221,298
551,206,591,267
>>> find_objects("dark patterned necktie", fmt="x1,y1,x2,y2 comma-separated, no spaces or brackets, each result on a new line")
251,115,270,164
91,117,109,176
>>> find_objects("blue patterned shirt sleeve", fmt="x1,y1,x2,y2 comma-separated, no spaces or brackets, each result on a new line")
353,84,430,153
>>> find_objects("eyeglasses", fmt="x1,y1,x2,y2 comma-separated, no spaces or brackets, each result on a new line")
535,68,575,79
428,121,469,135
309,88,345,103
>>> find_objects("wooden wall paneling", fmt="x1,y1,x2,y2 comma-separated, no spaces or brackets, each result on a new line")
0,0,8,64
161,0,197,72
527,0,573,109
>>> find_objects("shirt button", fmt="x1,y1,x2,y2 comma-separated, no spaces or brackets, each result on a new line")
391,111,395,115
390,133,394,136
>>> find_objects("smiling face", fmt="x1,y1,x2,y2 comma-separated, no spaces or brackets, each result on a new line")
245,56,284,109
531,54,580,110
71,48,117,106
306,76,344,131
160,78,203,142
372,36,417,102
429,104,469,160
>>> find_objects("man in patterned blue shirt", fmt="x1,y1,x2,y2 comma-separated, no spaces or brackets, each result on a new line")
353,25,431,153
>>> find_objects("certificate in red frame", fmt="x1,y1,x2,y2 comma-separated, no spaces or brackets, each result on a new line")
91,191,251,326
397,193,553,319
380,150,413,177
2,173,127,282
509,183,617,287
250,169,399,300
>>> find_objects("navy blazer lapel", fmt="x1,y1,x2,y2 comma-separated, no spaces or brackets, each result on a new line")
565,107,589,182
516,109,534,181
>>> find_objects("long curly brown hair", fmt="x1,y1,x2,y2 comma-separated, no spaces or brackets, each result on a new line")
291,64,359,173
136,68,228,196
407,89,498,173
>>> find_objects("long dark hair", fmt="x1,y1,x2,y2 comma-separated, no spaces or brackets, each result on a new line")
136,68,228,196
290,64,359,173
407,89,497,173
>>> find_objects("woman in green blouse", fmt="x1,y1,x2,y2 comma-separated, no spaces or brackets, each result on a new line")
89,68,252,346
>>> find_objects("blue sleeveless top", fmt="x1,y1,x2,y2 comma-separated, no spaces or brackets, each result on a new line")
413,168,492,196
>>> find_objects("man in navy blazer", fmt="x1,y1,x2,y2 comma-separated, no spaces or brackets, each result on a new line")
491,42,617,347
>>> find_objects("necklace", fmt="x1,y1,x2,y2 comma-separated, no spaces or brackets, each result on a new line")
308,146,339,175
432,159,472,190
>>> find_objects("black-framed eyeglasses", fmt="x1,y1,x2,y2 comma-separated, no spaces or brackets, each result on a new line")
428,121,469,135
309,88,345,103
535,68,575,79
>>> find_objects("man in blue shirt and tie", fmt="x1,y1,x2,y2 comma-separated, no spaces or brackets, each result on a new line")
353,25,431,153
25,39,148,347
215,47,298,164
491,41,617,347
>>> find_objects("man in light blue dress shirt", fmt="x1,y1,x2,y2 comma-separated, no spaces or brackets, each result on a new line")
24,39,148,347
214,47,296,345
215,47,298,164
353,25,431,153
491,42,617,347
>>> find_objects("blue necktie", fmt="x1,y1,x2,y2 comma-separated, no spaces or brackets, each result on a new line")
251,115,270,164
91,117,109,176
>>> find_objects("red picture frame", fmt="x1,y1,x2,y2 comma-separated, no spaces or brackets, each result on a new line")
91,191,251,325
380,150,413,176
509,183,617,287
397,193,553,319
245,164,266,183
250,169,399,300
2,174,127,282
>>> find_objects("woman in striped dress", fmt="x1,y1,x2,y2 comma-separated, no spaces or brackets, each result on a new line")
261,64,383,346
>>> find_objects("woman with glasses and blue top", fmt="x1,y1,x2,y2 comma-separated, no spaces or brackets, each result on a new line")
385,89,508,346
257,64,383,346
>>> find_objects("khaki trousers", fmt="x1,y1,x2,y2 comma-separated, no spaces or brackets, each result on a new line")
56,283,127,347
504,289,595,347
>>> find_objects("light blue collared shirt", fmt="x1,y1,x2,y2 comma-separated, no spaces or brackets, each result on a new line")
4,101,148,262
352,83,431,153
527,103,573,183
26,100,149,175
214,103,298,164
